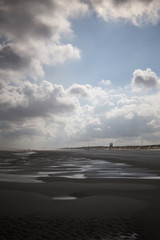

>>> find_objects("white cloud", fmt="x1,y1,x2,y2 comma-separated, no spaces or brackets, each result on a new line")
132,68,160,91
94,127,102,131
72,85,160,145
49,44,80,65
0,1,160,148
90,0,160,25
1,0,159,85
100,79,112,86
1,80,160,148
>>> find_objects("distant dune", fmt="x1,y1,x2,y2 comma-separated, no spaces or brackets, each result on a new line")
63,144,160,151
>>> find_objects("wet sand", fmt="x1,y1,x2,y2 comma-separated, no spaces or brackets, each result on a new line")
0,149,160,239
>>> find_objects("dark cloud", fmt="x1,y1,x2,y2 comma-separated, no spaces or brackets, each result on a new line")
113,0,153,5
68,84,90,97
1,127,42,138
0,45,29,70
0,121,11,129
0,0,55,76
134,75,157,88
0,81,78,121
0,0,54,40
113,0,128,5
132,68,159,89
0,0,159,148
83,115,156,140
0,0,83,81
0,102,75,121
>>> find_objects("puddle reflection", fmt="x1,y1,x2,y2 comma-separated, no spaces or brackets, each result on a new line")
0,151,159,182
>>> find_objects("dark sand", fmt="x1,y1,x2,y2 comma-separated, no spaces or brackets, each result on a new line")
0,149,160,239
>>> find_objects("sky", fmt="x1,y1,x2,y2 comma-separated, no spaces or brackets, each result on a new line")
0,0,160,149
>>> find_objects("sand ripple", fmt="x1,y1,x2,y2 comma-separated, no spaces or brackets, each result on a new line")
0,214,147,240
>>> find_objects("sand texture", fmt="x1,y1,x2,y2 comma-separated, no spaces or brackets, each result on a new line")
0,149,160,239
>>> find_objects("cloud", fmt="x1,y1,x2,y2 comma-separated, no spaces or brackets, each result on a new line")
0,80,79,121
0,0,88,82
100,79,112,86
72,87,160,145
89,0,160,25
113,0,153,5
132,68,160,90
68,83,90,97
0,1,160,148
0,45,29,70
1,80,160,148
1,127,42,139
0,0,159,85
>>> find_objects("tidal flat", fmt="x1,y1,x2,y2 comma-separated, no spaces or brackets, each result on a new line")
0,149,160,239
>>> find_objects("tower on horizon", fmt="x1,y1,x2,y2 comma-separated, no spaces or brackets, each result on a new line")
109,143,113,149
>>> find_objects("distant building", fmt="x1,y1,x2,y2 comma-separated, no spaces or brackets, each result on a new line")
109,143,113,149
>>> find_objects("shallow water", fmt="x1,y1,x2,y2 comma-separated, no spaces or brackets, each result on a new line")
0,150,159,183
52,196,77,200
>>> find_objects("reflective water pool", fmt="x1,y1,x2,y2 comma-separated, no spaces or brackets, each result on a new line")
0,151,160,183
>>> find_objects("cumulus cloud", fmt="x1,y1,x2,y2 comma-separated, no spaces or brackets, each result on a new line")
0,45,28,70
1,80,160,148
73,87,160,145
0,80,79,121
0,0,159,84
132,68,160,90
68,83,90,97
90,0,160,25
0,0,160,148
0,0,88,82
1,0,159,85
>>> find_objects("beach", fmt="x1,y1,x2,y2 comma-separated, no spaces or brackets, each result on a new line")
0,149,160,239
